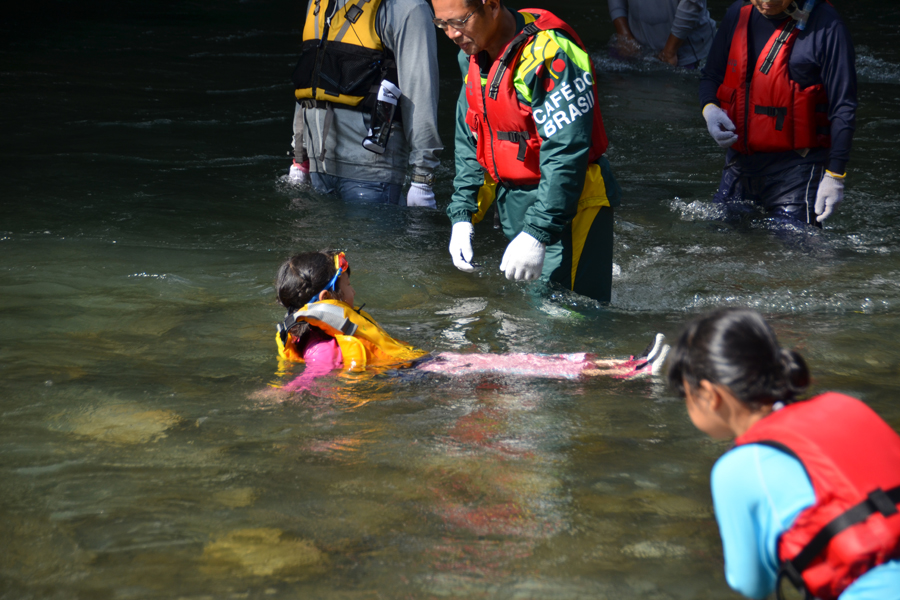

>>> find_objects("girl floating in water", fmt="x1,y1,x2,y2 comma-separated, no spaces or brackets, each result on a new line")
667,308,900,600
273,250,668,391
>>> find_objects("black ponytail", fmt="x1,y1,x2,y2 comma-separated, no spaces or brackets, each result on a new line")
667,308,810,408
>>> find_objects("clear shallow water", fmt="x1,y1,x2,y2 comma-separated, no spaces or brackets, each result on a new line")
2,1,900,598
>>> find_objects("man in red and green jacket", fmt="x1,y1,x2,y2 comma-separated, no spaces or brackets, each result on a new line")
434,0,621,302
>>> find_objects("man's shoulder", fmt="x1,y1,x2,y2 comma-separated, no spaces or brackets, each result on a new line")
723,0,748,20
807,1,849,31
522,30,563,56
517,28,591,75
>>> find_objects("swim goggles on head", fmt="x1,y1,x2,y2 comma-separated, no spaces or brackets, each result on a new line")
312,251,349,301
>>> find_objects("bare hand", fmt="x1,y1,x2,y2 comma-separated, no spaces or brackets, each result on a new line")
657,49,678,66
614,33,641,59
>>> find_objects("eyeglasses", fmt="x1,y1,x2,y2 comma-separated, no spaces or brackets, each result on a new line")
433,10,476,31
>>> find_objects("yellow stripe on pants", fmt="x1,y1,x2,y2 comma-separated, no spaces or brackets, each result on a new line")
570,162,610,286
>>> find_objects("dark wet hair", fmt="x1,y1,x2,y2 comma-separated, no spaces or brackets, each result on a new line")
667,308,810,408
275,250,349,343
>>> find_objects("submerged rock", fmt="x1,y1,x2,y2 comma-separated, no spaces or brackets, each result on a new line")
621,540,688,559
212,487,257,508
201,528,325,577
66,403,180,444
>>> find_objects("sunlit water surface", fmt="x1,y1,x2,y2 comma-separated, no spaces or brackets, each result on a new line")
2,1,900,598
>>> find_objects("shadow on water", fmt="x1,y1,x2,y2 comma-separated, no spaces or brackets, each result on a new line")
2,0,900,598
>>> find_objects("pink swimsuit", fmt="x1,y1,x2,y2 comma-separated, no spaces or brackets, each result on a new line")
281,330,343,393
416,352,596,379
282,336,652,392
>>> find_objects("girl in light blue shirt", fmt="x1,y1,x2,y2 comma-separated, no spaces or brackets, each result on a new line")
667,308,900,599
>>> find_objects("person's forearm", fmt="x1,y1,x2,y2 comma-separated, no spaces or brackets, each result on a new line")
658,33,684,64
699,4,739,106
818,18,857,177
448,80,482,223
612,15,640,58
613,16,634,39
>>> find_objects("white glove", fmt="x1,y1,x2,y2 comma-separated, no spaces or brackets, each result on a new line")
449,222,477,272
406,182,436,208
289,159,310,184
815,171,845,222
500,231,545,281
702,104,738,148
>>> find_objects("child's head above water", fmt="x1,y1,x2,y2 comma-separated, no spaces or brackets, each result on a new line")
275,250,355,312
667,308,810,410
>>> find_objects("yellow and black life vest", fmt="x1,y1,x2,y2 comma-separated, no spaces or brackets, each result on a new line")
276,299,426,370
292,0,398,112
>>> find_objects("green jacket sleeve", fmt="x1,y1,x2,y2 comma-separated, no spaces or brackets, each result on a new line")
517,29,595,245
446,50,484,225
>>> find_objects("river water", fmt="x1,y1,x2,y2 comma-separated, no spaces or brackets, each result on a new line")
2,0,899,598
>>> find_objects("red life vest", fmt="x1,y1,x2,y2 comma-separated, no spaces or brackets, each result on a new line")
464,9,608,186
735,392,900,600
716,4,831,154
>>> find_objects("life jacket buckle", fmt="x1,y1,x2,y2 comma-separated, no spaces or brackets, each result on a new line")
754,105,788,131
497,130,530,162
345,4,363,23
775,562,812,600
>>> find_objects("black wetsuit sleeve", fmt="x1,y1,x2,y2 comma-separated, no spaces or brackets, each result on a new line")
812,8,856,174
699,0,743,108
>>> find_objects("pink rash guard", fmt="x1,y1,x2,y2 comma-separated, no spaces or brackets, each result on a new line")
281,329,343,392
416,352,596,379
281,345,654,392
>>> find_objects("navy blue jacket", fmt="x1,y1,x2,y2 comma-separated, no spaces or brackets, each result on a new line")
700,0,856,175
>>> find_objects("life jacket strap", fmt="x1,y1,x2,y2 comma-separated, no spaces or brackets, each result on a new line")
318,102,335,162
754,105,788,130
277,303,359,345
277,320,291,345
497,130,530,161
488,22,541,101
332,0,371,41
776,484,900,598
775,567,815,600
759,20,797,76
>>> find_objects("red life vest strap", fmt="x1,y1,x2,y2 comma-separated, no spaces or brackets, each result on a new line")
776,484,900,599
488,22,541,101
